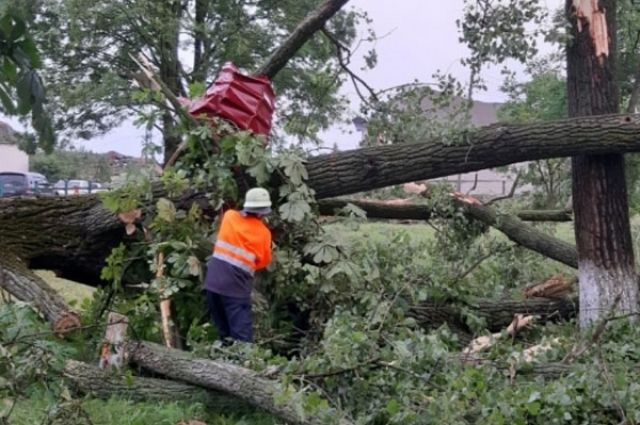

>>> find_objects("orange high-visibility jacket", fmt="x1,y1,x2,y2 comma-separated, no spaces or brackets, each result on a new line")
212,210,272,276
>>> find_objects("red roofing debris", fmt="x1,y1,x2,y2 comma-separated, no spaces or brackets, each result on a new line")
188,62,275,137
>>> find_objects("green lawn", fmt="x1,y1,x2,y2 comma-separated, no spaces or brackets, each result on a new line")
35,270,95,305
7,272,276,425
10,394,277,425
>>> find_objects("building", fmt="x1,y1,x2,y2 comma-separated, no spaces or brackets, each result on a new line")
0,121,28,173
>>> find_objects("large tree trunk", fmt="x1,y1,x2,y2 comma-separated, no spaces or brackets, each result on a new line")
128,341,353,425
4,115,640,285
308,114,640,199
64,360,250,411
411,296,578,337
159,0,186,164
566,0,638,326
319,199,573,222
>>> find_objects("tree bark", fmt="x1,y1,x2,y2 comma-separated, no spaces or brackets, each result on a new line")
515,209,573,222
0,252,77,329
64,360,249,411
308,114,640,199
257,0,351,78
159,0,186,164
11,114,640,285
566,0,639,326
128,341,353,425
411,296,578,334
318,199,573,222
318,197,578,269
452,194,578,269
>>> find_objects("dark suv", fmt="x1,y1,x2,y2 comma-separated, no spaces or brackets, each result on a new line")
0,172,53,197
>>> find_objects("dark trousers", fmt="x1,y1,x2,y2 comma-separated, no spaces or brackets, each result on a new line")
205,290,253,342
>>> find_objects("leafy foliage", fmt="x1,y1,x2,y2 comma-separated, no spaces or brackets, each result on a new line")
19,0,374,156
0,6,54,152
498,57,570,208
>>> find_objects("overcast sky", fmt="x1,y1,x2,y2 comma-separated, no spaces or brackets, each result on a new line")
8,0,565,156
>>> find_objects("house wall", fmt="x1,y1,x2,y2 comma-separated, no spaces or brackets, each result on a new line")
0,145,29,173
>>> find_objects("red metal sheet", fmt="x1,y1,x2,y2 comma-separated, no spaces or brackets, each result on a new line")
188,62,275,137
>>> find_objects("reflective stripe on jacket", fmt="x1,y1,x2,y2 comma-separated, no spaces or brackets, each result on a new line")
212,210,272,276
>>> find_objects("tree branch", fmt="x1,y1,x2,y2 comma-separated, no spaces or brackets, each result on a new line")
256,0,351,78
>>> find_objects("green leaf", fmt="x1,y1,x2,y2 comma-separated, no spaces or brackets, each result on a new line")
19,38,42,68
279,199,311,222
526,401,541,416
156,198,177,223
188,81,206,98
2,58,17,83
386,399,400,415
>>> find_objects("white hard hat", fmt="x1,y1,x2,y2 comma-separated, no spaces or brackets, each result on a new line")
243,187,272,209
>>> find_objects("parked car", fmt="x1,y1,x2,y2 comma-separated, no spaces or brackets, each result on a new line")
54,179,108,196
0,172,53,197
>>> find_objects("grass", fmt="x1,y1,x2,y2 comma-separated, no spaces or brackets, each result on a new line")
34,270,95,305
10,394,277,425
7,273,277,425
8,218,635,424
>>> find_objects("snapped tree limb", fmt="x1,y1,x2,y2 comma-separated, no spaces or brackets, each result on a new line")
257,0,351,78
318,196,578,269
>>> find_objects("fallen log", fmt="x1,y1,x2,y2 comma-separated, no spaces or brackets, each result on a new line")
516,209,573,222
2,114,636,285
128,340,352,425
318,198,572,222
0,258,351,424
0,252,79,332
308,114,640,198
318,196,578,269
64,360,249,411
411,296,578,334
451,194,578,269
5,114,633,284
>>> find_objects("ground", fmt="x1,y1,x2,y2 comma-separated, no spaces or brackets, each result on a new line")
0,219,586,424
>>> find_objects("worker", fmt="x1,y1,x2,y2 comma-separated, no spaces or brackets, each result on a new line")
204,187,273,343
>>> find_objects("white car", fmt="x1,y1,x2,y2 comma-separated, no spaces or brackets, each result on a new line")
55,180,108,196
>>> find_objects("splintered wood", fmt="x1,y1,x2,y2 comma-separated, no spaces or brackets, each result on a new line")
524,274,575,299
572,0,609,62
462,314,534,355
99,312,129,371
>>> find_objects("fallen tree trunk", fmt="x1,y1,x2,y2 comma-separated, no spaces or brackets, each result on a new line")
516,209,573,222
3,114,633,284
307,114,640,198
411,296,578,334
0,252,78,330
318,196,578,269
128,341,352,425
0,262,349,424
64,360,249,411
318,198,572,222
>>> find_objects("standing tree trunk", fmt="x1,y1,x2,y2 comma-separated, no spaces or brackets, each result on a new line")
566,0,638,326
159,0,186,165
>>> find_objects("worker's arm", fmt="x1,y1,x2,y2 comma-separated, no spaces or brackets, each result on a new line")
255,230,272,270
